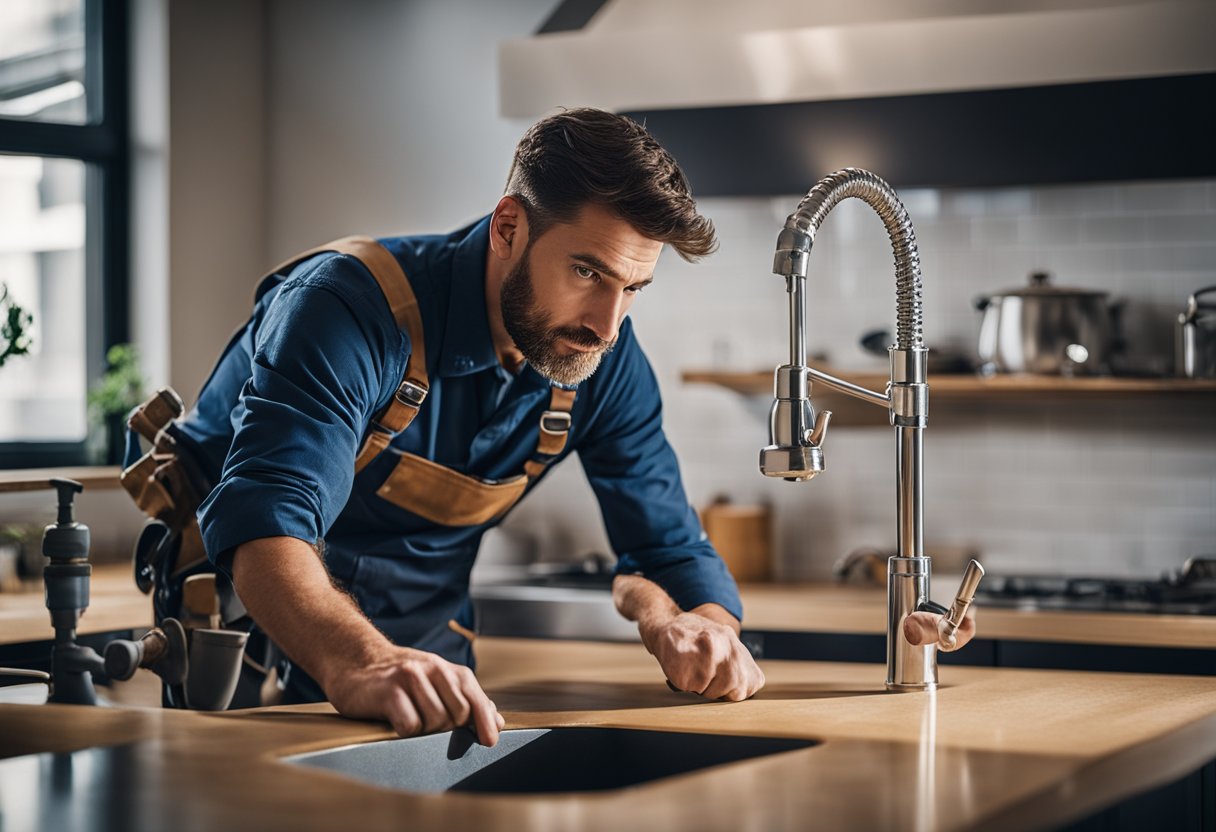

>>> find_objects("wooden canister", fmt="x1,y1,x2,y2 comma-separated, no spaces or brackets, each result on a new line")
700,500,772,583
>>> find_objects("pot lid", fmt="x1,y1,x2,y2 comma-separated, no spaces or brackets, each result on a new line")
1181,285,1216,323
993,271,1108,299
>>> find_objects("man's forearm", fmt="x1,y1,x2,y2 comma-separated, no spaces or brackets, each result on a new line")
612,573,740,635
231,535,392,691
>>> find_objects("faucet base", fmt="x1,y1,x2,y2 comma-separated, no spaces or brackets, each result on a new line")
886,557,939,690
885,681,937,693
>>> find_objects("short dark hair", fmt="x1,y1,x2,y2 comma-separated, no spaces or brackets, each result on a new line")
505,108,717,262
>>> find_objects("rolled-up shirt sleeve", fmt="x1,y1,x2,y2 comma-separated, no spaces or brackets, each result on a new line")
578,323,743,621
197,256,401,573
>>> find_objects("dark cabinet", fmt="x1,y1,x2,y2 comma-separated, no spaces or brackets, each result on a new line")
739,629,1215,675
627,74,1216,196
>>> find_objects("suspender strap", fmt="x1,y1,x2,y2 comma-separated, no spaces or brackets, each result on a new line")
271,238,579,480
268,235,430,473
523,387,576,479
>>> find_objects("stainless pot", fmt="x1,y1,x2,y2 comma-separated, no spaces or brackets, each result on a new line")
975,271,1116,375
1176,285,1216,378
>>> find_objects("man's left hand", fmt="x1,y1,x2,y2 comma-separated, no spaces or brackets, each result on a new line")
639,607,765,701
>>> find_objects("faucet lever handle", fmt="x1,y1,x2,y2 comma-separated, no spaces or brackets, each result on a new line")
806,409,832,447
938,559,985,650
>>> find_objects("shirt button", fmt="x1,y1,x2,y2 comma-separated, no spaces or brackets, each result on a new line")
456,357,473,370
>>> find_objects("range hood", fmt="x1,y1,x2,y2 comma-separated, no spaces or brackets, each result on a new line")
501,0,1215,117
499,0,1216,194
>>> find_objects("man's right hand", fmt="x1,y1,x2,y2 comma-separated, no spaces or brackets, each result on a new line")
231,536,503,745
321,646,504,744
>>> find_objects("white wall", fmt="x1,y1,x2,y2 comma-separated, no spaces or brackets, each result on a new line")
263,0,555,259
165,0,269,401
130,0,273,403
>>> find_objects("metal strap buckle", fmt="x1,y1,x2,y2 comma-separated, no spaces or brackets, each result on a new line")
539,410,572,435
394,379,428,408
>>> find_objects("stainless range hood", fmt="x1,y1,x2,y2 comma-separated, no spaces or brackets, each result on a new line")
501,0,1216,117
499,0,1216,193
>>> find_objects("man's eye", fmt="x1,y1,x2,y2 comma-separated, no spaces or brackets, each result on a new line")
626,284,646,295
573,265,599,281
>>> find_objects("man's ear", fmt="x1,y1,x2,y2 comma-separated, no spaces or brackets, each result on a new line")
489,196,529,261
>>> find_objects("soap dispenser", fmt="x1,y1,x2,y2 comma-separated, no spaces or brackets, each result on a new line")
42,478,105,704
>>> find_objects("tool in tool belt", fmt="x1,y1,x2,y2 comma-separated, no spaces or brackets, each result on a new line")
120,235,578,708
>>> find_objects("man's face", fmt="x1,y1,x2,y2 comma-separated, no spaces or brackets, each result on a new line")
501,203,662,386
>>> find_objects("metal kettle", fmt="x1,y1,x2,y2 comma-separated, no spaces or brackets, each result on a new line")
975,271,1117,376
1176,285,1216,378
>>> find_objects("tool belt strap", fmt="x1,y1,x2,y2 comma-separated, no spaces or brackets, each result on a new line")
523,387,576,479
268,236,431,473
122,236,580,531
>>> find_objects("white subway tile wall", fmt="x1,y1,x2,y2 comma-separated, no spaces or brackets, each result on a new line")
487,178,1216,582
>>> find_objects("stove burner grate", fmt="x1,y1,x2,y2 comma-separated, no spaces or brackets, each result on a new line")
974,561,1216,615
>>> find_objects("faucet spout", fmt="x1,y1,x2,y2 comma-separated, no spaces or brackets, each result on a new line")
762,168,946,691
774,167,925,351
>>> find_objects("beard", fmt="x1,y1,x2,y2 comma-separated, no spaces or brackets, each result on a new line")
500,250,615,386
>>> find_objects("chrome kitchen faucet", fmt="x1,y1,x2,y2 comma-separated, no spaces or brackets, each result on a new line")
759,168,983,691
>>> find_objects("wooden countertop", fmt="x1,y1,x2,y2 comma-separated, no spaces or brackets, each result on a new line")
0,466,122,493
1,638,1214,831
739,583,1216,650
681,369,1216,398
5,565,1212,650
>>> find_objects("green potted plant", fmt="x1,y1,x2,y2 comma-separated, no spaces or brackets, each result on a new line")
0,283,33,370
0,523,43,592
0,524,24,592
88,344,146,464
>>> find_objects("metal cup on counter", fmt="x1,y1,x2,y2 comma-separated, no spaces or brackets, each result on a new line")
184,628,249,711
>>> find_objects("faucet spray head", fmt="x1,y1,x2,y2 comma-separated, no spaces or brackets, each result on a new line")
773,227,813,278
760,443,824,481
759,366,831,480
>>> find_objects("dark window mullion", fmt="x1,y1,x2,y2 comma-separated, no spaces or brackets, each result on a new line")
97,0,129,462
0,119,116,160
85,0,105,126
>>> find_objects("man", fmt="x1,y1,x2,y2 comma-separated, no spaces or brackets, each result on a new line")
175,108,972,746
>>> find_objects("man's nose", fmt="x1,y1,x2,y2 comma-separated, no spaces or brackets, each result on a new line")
583,292,626,343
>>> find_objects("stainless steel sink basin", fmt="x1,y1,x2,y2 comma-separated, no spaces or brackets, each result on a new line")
471,582,640,641
285,727,816,794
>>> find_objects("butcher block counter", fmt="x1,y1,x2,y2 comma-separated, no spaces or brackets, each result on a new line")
1,638,1215,831
3,566,1215,650
738,583,1216,650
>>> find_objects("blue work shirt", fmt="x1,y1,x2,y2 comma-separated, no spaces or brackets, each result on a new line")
178,216,741,681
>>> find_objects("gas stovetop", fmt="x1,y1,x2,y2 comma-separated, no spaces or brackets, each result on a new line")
973,558,1216,616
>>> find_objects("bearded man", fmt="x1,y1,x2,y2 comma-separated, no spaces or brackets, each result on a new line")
175,109,767,741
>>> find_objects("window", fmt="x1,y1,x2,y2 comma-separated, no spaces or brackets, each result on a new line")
0,0,128,466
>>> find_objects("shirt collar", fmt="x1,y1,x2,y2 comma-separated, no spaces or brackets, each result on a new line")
435,215,501,378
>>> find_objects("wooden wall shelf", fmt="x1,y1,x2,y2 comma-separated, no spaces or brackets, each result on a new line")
681,370,1216,399
0,466,123,494
682,370,1216,425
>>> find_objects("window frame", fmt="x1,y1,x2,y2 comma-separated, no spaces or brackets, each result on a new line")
0,0,130,467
